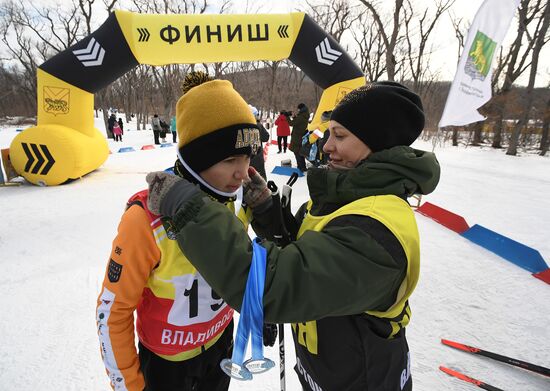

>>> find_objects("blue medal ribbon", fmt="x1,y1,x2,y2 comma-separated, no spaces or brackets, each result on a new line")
220,238,274,380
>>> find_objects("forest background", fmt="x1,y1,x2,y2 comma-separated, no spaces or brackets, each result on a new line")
0,0,548,156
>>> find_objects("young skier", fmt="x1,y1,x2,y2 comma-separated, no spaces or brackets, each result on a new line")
96,72,265,391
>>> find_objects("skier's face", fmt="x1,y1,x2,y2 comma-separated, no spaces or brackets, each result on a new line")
324,120,372,169
200,154,250,193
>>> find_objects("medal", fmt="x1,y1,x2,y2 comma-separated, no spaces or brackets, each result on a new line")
220,238,274,380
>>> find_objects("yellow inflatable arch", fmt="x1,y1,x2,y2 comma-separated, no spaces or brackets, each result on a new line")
10,11,364,185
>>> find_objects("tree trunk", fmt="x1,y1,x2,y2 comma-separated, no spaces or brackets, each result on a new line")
540,124,549,156
492,114,504,148
267,61,280,110
507,1,550,155
470,121,483,145
489,0,532,149
359,0,403,81
452,128,458,146
137,113,144,131
539,98,549,156
507,113,527,156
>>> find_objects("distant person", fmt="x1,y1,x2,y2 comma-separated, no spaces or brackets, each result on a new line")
151,114,162,145
316,110,332,165
170,115,177,143
96,72,276,391
274,111,291,153
248,105,270,180
112,121,123,142
118,118,125,134
159,120,169,143
288,103,309,172
107,113,117,139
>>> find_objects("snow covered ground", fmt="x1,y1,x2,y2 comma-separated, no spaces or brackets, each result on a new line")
0,119,548,391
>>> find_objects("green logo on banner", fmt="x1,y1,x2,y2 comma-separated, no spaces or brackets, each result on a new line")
465,31,497,81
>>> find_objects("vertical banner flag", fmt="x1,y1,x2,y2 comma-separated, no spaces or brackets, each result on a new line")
439,0,521,127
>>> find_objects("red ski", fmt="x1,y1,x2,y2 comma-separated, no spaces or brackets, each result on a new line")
442,339,550,377
439,366,504,391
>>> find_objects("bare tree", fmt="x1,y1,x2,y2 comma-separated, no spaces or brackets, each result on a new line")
489,0,544,148
7,1,84,54
540,95,550,155
150,64,189,118
350,13,386,81
78,0,119,35
450,14,466,61
402,0,454,94
131,0,207,14
0,0,90,115
507,0,550,155
0,25,39,111
358,0,405,81
305,0,359,42
262,60,281,111
0,64,35,116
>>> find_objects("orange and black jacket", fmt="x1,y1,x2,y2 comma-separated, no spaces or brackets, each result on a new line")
96,190,249,391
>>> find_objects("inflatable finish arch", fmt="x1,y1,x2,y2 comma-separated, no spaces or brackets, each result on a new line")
10,11,364,185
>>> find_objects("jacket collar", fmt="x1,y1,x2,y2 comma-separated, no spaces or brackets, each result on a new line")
307,146,440,214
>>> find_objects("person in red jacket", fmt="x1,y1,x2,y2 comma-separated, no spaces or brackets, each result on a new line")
274,110,291,153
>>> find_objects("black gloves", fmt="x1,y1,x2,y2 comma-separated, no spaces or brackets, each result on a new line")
243,167,272,213
263,323,278,347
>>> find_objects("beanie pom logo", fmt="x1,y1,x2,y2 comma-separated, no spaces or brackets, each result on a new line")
235,127,261,154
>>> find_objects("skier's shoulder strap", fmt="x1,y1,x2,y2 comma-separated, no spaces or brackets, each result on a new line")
127,189,160,223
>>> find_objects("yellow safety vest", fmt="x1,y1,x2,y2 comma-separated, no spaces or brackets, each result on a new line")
297,194,420,320
130,190,250,361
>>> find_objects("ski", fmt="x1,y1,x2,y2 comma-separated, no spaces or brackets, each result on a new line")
442,339,550,377
439,366,504,391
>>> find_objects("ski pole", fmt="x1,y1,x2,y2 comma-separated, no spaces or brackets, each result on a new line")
266,180,288,391
439,366,504,391
279,323,285,391
276,174,297,391
442,339,550,378
266,175,298,391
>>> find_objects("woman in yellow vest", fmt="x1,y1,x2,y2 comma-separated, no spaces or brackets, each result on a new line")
146,81,440,390
96,72,269,391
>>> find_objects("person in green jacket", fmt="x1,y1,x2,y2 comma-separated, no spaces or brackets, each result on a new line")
170,115,177,143
145,81,440,391
288,103,310,172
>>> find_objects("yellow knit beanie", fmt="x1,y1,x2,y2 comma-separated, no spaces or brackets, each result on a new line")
176,72,260,172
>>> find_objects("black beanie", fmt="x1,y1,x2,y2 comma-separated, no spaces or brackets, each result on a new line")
330,81,424,152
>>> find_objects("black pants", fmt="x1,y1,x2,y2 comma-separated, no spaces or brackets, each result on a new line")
114,134,122,142
277,136,288,152
172,131,177,143
153,130,160,145
294,152,307,172
139,322,233,391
